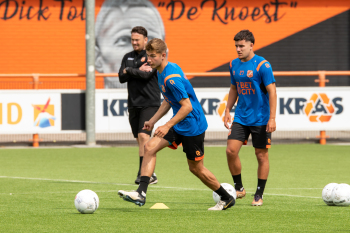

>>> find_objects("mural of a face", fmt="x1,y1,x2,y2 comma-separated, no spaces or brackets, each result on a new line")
95,0,165,88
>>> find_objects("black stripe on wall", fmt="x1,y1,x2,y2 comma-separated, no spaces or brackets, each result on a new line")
61,93,85,130
190,10,350,87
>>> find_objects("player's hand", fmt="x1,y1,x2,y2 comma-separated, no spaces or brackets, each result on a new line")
143,121,154,132
266,119,276,133
224,111,232,129
139,63,152,72
154,124,170,138
123,68,127,74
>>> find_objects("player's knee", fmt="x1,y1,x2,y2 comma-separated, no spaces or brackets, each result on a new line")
255,150,268,163
144,141,156,156
138,133,150,143
189,167,200,176
226,147,239,157
188,164,200,176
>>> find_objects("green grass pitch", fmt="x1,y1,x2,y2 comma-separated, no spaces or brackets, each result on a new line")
0,144,349,232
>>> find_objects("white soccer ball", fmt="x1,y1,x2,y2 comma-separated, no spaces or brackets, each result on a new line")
322,183,338,206
331,183,350,206
74,189,99,214
213,183,236,203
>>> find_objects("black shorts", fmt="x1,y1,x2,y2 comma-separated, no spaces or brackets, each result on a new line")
163,127,205,161
228,122,271,149
128,107,158,138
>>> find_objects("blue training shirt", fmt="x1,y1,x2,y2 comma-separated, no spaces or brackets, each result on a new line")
229,54,275,126
158,62,208,136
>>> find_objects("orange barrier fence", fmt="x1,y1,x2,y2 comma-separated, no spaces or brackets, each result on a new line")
0,71,349,89
0,71,349,147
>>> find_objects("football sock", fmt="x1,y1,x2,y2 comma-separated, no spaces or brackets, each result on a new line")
215,185,232,200
137,176,150,197
256,179,267,196
138,156,143,176
232,174,243,190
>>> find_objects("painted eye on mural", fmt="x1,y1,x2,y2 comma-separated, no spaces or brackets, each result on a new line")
114,36,131,46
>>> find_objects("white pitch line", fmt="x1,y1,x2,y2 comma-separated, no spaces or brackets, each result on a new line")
0,176,207,191
0,176,322,199
0,190,321,199
0,190,144,195
0,176,134,186
267,188,322,190
262,192,322,199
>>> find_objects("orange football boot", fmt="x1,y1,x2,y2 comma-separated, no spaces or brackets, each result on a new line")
251,194,263,206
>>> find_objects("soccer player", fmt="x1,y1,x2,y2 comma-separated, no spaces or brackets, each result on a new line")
118,26,161,185
224,30,277,206
118,38,235,211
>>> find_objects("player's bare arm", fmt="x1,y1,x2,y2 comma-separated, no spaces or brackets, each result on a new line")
224,84,238,129
143,100,171,132
266,82,277,133
154,98,193,138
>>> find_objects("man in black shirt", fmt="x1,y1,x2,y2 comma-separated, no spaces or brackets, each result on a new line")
119,26,160,184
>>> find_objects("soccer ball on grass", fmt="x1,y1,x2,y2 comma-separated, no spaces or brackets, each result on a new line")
74,189,99,214
331,183,350,206
322,183,338,206
213,183,236,203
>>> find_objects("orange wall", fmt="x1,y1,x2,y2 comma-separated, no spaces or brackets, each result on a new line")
0,0,349,75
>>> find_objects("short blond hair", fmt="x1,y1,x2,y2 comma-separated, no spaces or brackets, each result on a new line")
146,38,167,54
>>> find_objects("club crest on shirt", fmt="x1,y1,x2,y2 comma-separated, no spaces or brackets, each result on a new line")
247,70,253,78
141,57,146,62
170,80,175,85
161,85,165,92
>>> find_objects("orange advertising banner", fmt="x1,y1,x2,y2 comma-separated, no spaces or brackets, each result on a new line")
0,0,349,86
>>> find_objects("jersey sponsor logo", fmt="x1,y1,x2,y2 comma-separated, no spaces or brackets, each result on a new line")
247,70,253,78
236,82,256,95
239,70,244,75
127,57,134,60
161,85,166,93
265,63,270,68
170,80,175,85
279,94,343,123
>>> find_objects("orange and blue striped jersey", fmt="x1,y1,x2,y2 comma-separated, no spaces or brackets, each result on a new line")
229,54,275,126
158,62,208,136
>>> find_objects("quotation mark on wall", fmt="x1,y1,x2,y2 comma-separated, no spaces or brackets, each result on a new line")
290,2,298,8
